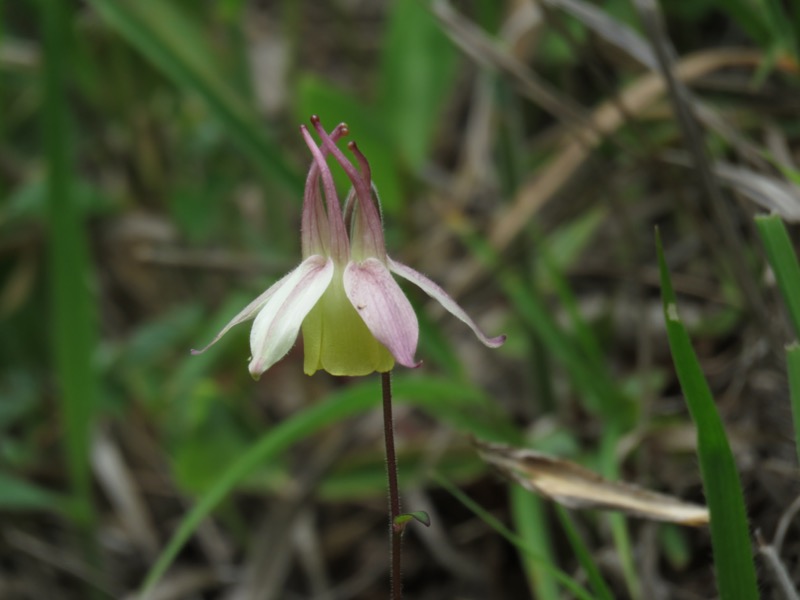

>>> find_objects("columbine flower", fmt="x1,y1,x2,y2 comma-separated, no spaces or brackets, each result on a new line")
193,116,505,379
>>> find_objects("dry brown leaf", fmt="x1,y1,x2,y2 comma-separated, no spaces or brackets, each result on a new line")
489,48,764,251
432,0,595,143
447,48,764,297
91,426,160,557
475,439,709,527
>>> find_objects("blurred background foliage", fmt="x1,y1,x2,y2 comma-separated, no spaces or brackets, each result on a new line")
3,0,800,598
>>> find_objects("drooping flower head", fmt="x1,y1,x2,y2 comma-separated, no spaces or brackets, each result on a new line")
193,116,505,379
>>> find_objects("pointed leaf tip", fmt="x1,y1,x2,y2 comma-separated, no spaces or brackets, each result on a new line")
393,511,431,532
407,510,431,527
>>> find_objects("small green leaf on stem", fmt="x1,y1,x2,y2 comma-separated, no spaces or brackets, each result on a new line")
394,511,431,532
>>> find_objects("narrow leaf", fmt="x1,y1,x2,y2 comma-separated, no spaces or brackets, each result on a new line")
394,511,431,529
379,0,458,170
0,472,69,513
786,343,800,467
41,0,96,528
755,214,800,338
511,483,560,600
555,506,615,600
434,473,596,600
140,376,514,595
477,439,708,526
656,229,759,600
88,0,302,193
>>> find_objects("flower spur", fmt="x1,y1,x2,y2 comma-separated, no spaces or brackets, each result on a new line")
193,116,505,379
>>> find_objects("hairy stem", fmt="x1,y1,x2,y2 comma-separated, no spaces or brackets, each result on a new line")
382,371,402,600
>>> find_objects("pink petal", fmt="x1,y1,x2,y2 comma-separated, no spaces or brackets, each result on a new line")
388,258,506,348
312,119,386,261
300,123,347,258
191,269,297,355
248,256,334,379
343,258,420,368
300,158,330,258
300,124,349,262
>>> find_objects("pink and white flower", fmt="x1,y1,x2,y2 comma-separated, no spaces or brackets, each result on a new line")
194,116,505,379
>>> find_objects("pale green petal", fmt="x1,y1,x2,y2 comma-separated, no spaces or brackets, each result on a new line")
302,266,394,376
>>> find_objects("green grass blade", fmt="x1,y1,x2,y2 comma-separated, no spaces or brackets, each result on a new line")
0,472,76,516
599,429,640,599
317,449,485,500
140,375,511,596
763,0,797,58
786,343,800,467
434,474,597,600
462,229,633,426
538,215,608,370
656,230,758,600
715,0,776,50
755,214,800,338
87,0,302,193
139,381,375,596
41,0,96,528
555,506,614,600
756,214,800,465
511,484,559,600
379,0,458,171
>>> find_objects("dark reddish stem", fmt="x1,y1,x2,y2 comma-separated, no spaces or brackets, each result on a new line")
382,371,402,600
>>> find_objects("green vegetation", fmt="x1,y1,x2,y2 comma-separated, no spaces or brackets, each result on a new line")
3,0,799,597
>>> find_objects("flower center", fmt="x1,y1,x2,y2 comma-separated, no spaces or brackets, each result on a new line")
301,267,394,376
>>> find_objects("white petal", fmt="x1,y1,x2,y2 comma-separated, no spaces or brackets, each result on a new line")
388,257,506,348
344,258,420,368
248,256,334,379
191,269,296,355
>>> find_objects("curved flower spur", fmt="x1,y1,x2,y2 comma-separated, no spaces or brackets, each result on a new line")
193,116,505,379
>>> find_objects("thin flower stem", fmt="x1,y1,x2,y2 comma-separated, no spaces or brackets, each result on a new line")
381,370,402,600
